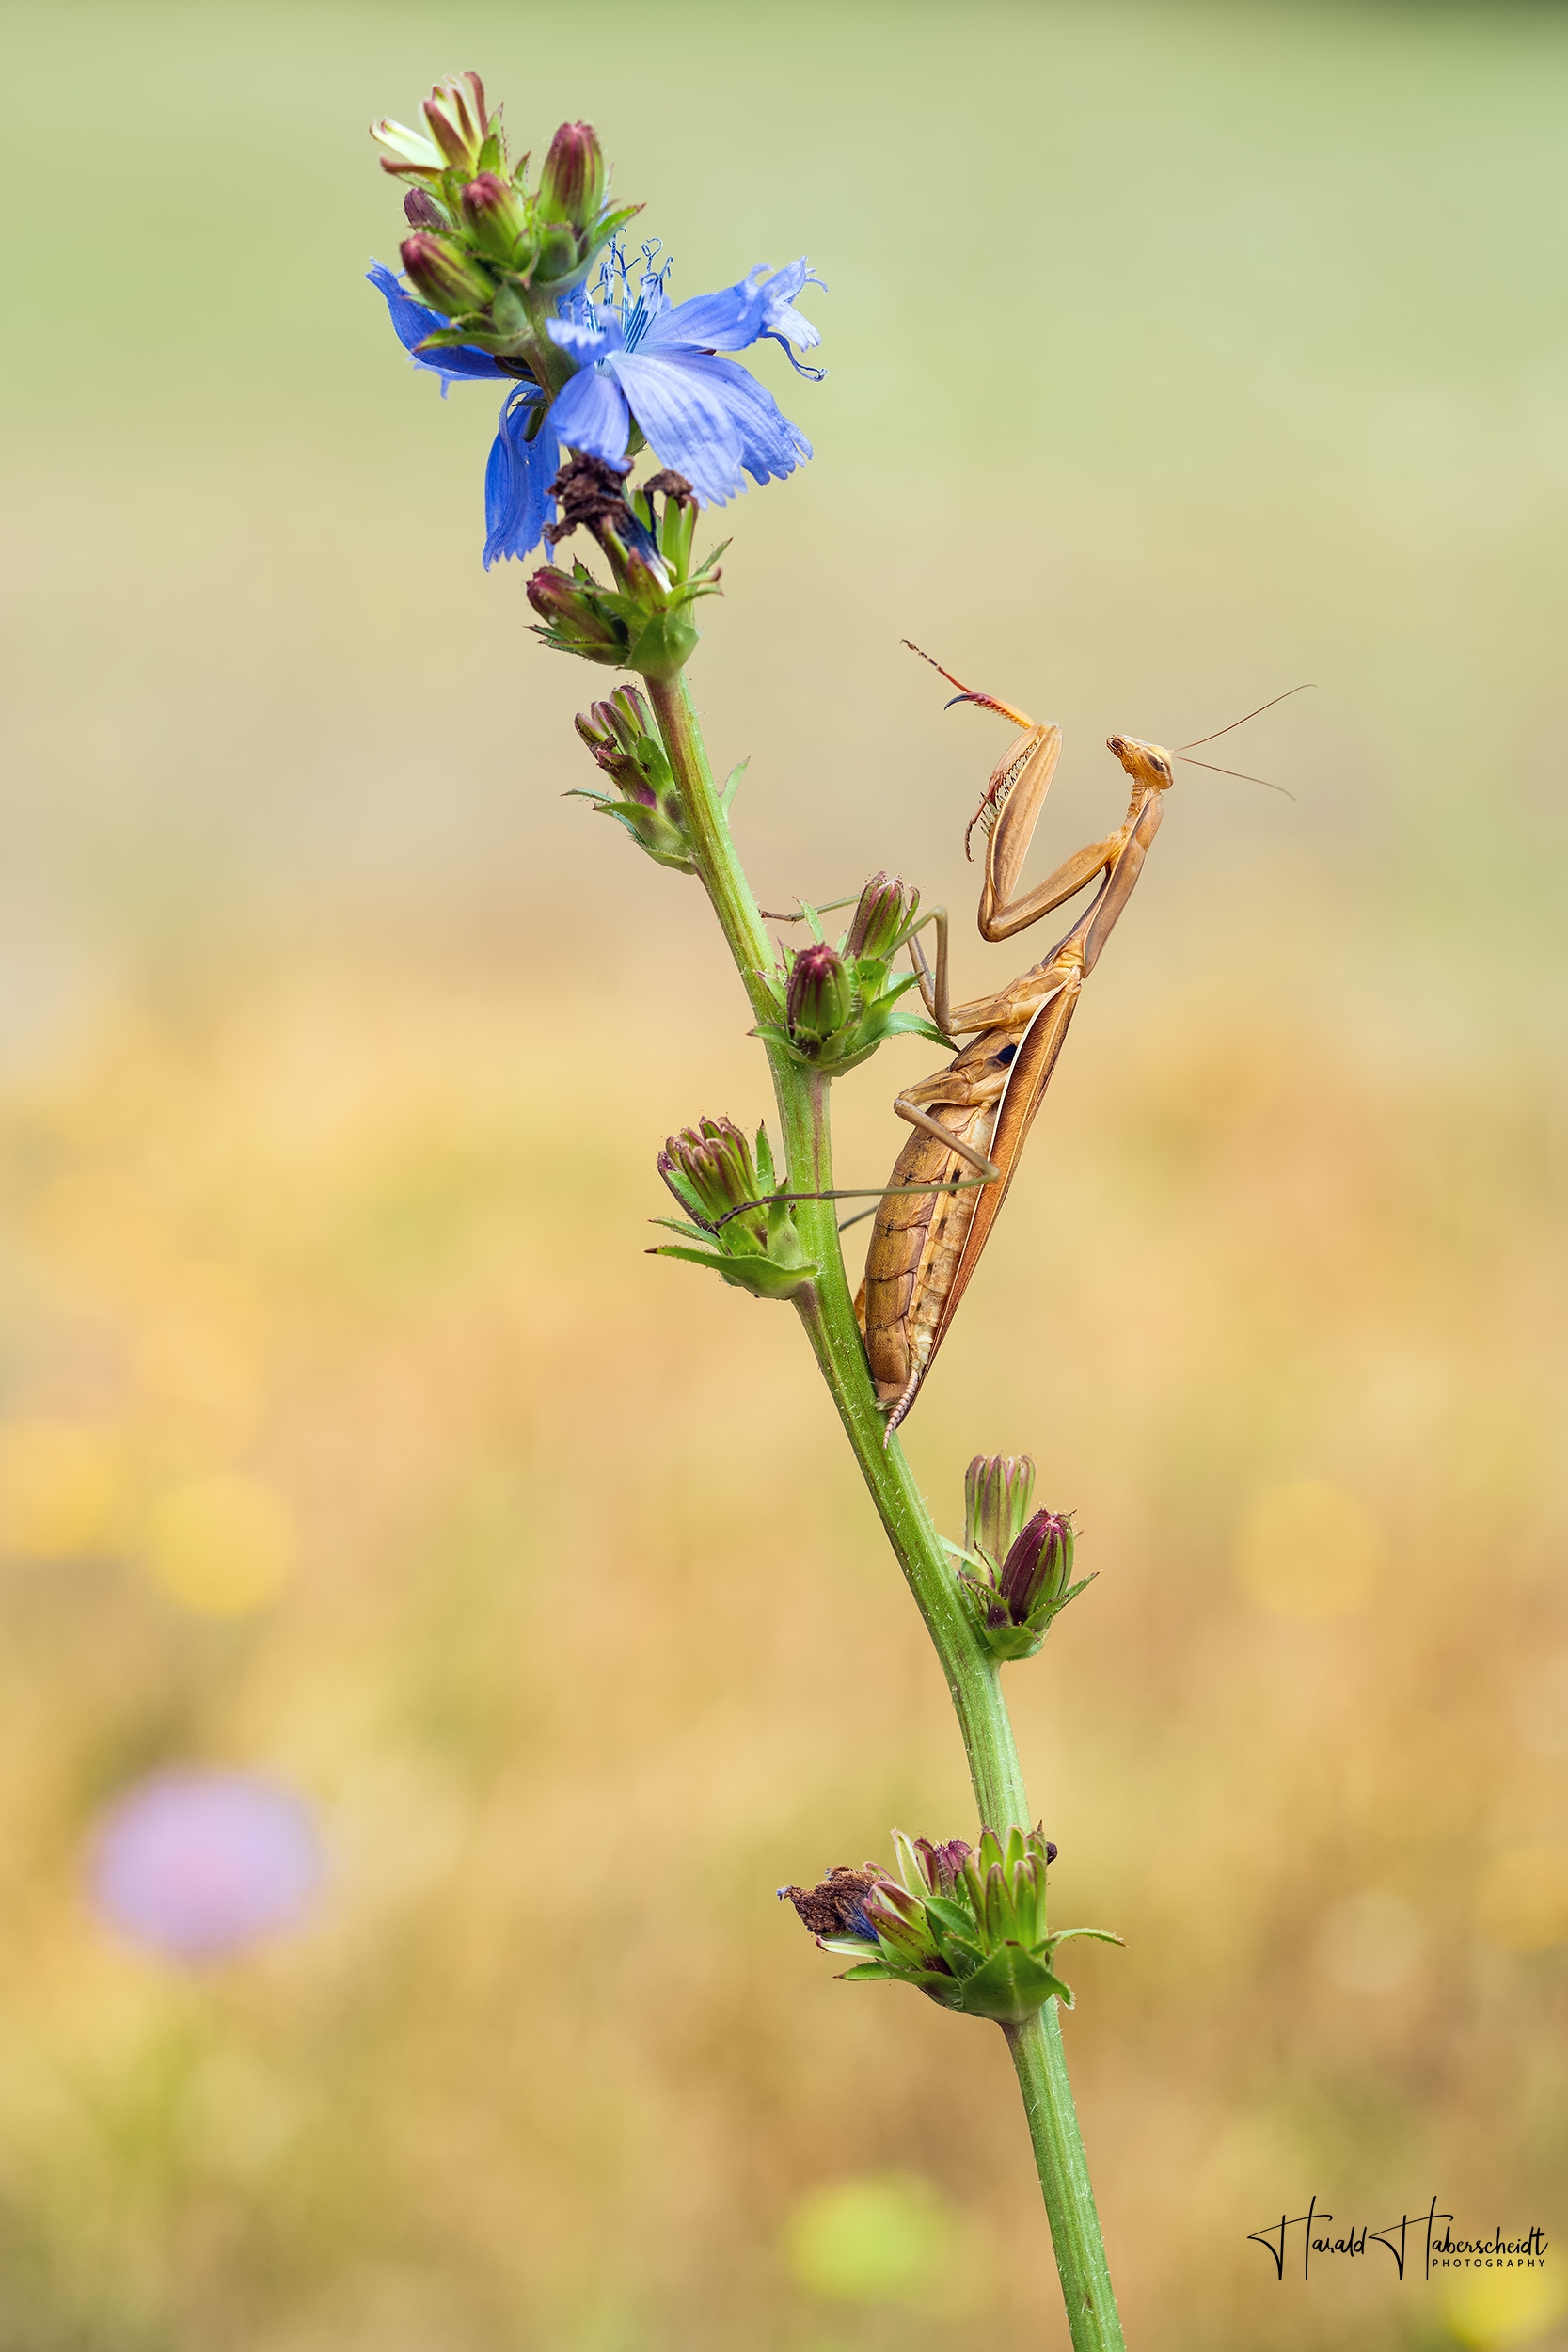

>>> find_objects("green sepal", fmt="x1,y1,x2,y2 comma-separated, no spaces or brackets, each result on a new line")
839,1959,895,1983
720,760,749,813
488,282,530,341
627,609,702,682
924,1893,981,1945
653,1155,715,1229
753,1125,778,1195
873,1001,951,1049
650,1244,817,1301
1044,1927,1126,1952
564,790,694,874
957,1564,1098,1662
953,1944,1074,2025
891,1830,927,1898
923,1910,984,1974
647,1216,720,1248
968,1617,1047,1663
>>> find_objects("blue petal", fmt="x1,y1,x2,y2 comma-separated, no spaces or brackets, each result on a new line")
655,259,823,357
612,351,748,506
483,387,560,568
696,356,812,485
550,363,633,467
367,262,505,382
547,312,624,364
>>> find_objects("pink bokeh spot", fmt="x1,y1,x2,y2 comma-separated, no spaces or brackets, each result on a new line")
89,1770,324,1962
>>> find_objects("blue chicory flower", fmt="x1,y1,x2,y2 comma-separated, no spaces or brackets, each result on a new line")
547,245,823,509
369,240,824,564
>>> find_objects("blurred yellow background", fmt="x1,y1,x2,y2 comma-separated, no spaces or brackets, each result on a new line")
2,1,1564,2345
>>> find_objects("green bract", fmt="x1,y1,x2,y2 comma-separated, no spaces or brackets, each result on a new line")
802,1828,1122,2026
652,1117,817,1303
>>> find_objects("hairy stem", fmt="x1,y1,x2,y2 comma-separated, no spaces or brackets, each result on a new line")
646,667,1125,2352
1006,2008,1125,2348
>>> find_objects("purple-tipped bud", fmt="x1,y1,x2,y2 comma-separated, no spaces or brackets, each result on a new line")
403,186,446,230
845,872,917,962
659,1115,764,1239
964,1454,1037,1565
575,688,658,803
399,230,494,314
526,565,626,652
785,942,854,1045
420,72,492,171
537,120,607,230
913,1836,973,1898
998,1510,1075,1622
460,169,527,264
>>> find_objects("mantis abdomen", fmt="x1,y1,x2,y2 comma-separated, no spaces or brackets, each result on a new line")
858,1096,1000,1406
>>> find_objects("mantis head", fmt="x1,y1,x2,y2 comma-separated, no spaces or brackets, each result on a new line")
1105,735,1175,791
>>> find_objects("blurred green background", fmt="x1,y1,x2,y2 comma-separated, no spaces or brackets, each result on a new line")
2,1,1565,2345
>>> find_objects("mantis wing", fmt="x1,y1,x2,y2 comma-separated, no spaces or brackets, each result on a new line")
925,976,1082,1375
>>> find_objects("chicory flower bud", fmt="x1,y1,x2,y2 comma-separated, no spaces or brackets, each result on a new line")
845,873,917,962
964,1454,1037,1566
459,169,528,264
575,688,657,803
659,1117,765,1242
421,72,494,172
399,230,494,314
785,943,854,1046
372,73,494,183
525,564,631,665
403,186,447,230
653,1119,816,1303
536,120,606,230
956,1480,1090,1661
569,688,693,871
998,1510,1075,1621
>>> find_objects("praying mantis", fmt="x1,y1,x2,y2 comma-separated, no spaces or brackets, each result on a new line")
852,653,1178,1433
745,652,1301,1435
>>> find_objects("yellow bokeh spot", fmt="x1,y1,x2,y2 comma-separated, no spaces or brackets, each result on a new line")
1444,2265,1567,2348
783,2174,955,2306
1475,1850,1568,1955
1234,1479,1381,1619
137,1473,295,1615
0,1418,129,1561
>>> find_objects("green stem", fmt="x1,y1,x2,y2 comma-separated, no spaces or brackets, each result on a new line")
1006,2007,1125,2347
645,668,1125,2352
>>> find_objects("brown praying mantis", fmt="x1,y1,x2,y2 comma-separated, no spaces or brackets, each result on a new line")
852,654,1177,1432
742,651,1303,1435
